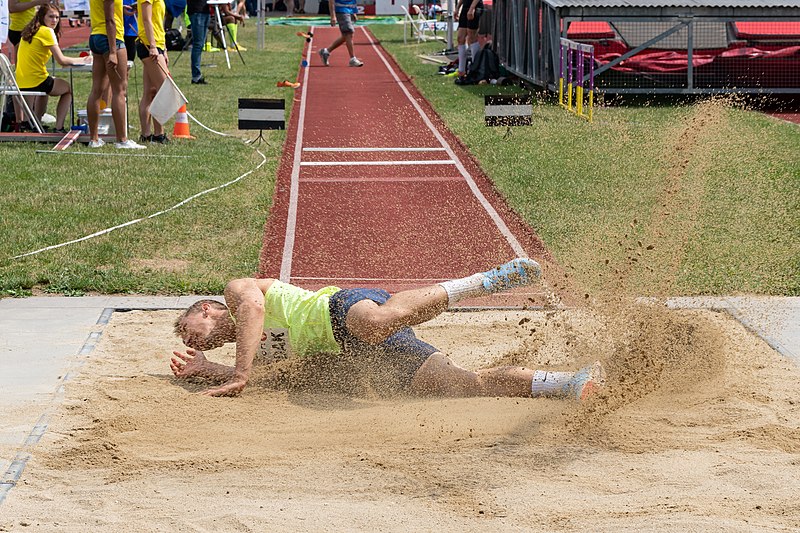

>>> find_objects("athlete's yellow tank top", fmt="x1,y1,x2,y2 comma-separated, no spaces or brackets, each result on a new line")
263,281,340,357
90,0,124,41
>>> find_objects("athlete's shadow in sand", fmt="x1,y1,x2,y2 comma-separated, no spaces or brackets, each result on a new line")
162,351,401,410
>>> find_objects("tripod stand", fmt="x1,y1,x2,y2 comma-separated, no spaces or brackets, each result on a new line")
172,15,245,68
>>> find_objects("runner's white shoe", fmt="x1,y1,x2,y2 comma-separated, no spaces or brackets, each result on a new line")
349,57,364,67
481,258,542,293
115,139,146,150
319,48,330,66
561,361,606,401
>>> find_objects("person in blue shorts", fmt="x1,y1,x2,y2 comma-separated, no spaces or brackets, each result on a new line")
318,0,363,67
169,258,606,400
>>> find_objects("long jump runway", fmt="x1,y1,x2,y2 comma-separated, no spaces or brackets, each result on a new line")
259,26,557,305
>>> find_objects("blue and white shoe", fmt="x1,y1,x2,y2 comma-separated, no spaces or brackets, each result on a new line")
561,361,606,401
481,258,542,293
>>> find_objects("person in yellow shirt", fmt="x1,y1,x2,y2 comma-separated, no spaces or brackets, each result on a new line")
136,0,170,143
16,3,91,131
87,0,146,148
7,0,50,61
169,258,606,400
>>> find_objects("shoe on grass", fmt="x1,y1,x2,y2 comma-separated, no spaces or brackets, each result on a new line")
115,139,146,149
319,47,330,66
88,139,105,148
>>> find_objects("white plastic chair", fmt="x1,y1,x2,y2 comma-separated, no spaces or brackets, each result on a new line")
402,5,445,44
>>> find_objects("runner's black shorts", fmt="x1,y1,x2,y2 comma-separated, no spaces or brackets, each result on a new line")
136,40,166,60
458,2,483,31
20,76,55,94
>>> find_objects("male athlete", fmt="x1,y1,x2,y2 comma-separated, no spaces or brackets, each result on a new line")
170,258,606,399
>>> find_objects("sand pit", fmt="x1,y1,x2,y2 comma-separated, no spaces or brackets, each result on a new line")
2,305,800,531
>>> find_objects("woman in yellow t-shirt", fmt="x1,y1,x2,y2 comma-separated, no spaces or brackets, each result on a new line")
136,0,170,143
16,3,92,131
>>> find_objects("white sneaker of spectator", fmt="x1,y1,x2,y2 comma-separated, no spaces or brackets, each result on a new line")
115,139,147,150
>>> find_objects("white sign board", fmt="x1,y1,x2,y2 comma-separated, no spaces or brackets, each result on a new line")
375,0,405,15
63,0,90,12
0,0,9,46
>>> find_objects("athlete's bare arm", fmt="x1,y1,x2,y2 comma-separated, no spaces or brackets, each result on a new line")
195,278,274,396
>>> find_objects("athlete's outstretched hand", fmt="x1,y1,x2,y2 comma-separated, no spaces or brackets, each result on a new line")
170,348,209,379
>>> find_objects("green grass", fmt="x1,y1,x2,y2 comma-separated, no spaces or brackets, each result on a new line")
1,23,797,297
0,25,305,295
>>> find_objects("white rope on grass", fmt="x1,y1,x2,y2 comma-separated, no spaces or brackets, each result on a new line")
187,111,233,136
11,149,268,260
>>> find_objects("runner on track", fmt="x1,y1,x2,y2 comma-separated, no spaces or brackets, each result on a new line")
318,0,364,67
170,258,606,400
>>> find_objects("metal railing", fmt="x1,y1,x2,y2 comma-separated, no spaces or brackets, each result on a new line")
492,0,800,94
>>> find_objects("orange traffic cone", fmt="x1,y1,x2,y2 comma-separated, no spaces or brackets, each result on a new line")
173,104,195,139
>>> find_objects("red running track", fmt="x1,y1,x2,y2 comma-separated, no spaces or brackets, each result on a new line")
259,26,565,306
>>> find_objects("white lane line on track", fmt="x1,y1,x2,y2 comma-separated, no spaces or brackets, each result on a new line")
300,160,455,166
361,27,527,258
279,28,315,282
303,147,447,152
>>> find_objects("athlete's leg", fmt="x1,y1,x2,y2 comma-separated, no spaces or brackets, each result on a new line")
49,78,72,130
467,28,480,62
343,32,355,58
139,56,155,138
409,353,606,399
345,285,447,344
345,258,542,345
409,352,535,397
87,53,109,142
327,33,345,53
456,26,468,76
107,47,129,143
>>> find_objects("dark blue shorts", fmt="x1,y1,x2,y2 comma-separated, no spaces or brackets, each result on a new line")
89,34,126,55
329,288,439,393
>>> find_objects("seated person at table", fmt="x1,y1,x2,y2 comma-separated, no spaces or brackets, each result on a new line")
16,3,92,132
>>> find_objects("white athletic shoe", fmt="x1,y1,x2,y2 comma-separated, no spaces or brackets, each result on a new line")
88,139,105,148
115,139,146,150
561,361,606,401
349,57,364,67
319,48,330,66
